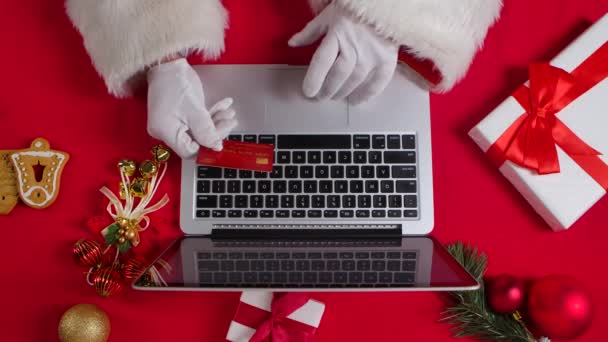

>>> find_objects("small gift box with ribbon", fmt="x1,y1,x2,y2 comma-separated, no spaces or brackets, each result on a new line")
469,14,608,231
226,291,325,342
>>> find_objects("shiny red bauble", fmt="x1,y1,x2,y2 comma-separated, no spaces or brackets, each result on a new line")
528,275,593,340
487,274,526,314
73,239,102,267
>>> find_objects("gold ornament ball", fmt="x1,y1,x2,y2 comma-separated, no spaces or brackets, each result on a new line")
117,236,126,244
117,159,136,177
58,304,110,342
125,229,136,240
139,160,159,178
117,229,125,236
152,145,171,162
116,217,129,229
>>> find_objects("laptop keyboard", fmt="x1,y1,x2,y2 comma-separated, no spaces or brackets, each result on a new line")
195,134,419,220
197,249,418,287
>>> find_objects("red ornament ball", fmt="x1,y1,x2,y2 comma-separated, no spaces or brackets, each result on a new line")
121,258,147,279
73,239,102,268
528,275,593,340
92,268,123,298
487,274,525,313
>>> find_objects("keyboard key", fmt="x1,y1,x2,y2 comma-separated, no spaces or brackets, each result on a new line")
358,195,371,208
402,135,416,149
229,252,243,259
228,210,242,218
229,272,243,283
338,151,352,164
243,135,257,143
389,195,402,208
404,195,417,208
387,135,401,149
335,181,348,193
197,180,210,193
404,210,418,218
289,180,302,193
300,166,314,178
356,210,370,218
372,135,386,149
373,195,387,208
394,272,415,283
274,272,287,283
281,260,295,271
258,135,276,145
239,170,253,178
365,180,379,193
251,195,263,208
266,260,279,270
254,171,268,179
245,252,259,259
200,261,219,271
369,151,382,164
350,180,364,193
396,181,417,193
323,151,337,164
266,195,279,208
340,210,354,218
236,261,249,271
330,165,344,178
388,210,401,218
285,166,298,178
334,272,348,283
402,260,416,271
353,135,371,149
212,210,226,218
387,260,400,271
270,166,283,178
219,195,233,208
292,210,306,218
293,151,306,164
384,151,416,164
315,166,329,178
278,135,351,149
273,180,287,193
212,180,226,193
319,181,333,193
379,272,393,282
348,272,363,283
327,260,340,270
381,180,394,193
327,195,340,208
403,252,417,259
196,210,211,218
259,272,272,282
276,210,290,218
342,260,355,270
227,181,240,193
281,195,294,208
372,210,386,218
364,272,378,283
228,135,242,141
244,210,258,218
340,252,354,258
319,272,333,283
354,151,367,164
278,151,291,164
213,252,227,259
197,195,217,208
372,258,386,268
357,260,371,271
304,272,317,283
387,252,400,259
346,166,359,178
289,272,303,283
260,210,273,218
361,166,375,178
244,272,258,283
343,195,356,208
377,166,390,178
221,260,235,271
243,181,255,193
304,181,317,193
198,167,222,178
258,181,272,193
392,166,416,178
324,210,338,218
308,151,321,164
308,210,322,218
296,195,310,208
235,195,248,208
356,252,369,258
296,260,310,271
312,260,325,270
312,195,325,208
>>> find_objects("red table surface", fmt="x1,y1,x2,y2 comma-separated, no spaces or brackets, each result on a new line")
1,0,607,341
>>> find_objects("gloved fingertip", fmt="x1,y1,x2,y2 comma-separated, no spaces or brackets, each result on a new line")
288,35,300,47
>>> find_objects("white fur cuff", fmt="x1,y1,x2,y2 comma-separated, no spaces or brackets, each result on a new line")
309,0,503,92
66,0,228,97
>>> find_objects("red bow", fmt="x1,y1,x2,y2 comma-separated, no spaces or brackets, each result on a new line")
247,293,316,342
487,41,608,189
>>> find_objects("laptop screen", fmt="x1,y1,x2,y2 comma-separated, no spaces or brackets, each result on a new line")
134,236,478,291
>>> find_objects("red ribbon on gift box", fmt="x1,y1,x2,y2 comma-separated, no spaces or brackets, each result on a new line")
487,41,608,190
233,293,317,342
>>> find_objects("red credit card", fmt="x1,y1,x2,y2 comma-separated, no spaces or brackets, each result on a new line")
197,140,274,172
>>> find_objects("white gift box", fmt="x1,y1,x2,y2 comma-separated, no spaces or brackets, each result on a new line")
469,14,608,231
226,291,326,342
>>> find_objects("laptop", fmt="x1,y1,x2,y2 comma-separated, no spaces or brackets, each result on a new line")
133,65,478,291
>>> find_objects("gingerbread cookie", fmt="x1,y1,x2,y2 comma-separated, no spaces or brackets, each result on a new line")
0,150,19,214
10,138,69,209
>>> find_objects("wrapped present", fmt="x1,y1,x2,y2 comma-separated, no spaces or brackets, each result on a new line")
469,14,608,231
226,291,325,342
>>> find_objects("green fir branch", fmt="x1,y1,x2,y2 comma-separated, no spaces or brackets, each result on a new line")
441,242,536,342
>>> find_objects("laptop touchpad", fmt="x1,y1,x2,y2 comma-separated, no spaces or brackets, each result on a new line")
267,68,348,132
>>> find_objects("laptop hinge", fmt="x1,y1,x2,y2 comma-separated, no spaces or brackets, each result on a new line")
211,224,402,239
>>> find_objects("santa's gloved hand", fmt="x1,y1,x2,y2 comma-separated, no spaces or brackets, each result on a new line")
147,58,237,158
289,2,399,105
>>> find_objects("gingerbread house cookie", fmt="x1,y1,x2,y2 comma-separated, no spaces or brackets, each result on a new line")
0,151,18,215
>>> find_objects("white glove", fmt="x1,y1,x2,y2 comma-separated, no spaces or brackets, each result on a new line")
289,3,399,105
147,58,237,158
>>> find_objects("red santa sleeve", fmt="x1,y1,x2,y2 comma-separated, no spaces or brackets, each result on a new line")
65,0,228,98
308,0,503,92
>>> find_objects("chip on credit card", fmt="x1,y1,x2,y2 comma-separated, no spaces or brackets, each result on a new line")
197,140,274,172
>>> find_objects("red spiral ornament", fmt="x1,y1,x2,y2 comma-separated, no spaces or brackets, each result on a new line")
73,239,103,267
121,258,147,279
92,267,123,298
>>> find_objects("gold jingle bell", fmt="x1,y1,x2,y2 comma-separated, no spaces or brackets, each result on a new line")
130,178,148,197
139,160,158,178
117,160,136,177
118,182,128,200
151,145,170,163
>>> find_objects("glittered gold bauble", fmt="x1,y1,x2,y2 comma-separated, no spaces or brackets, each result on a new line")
58,304,110,342
130,178,148,197
93,268,123,298
151,145,171,163
139,160,158,178
116,217,129,229
117,159,136,177
121,258,147,279
73,239,102,268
